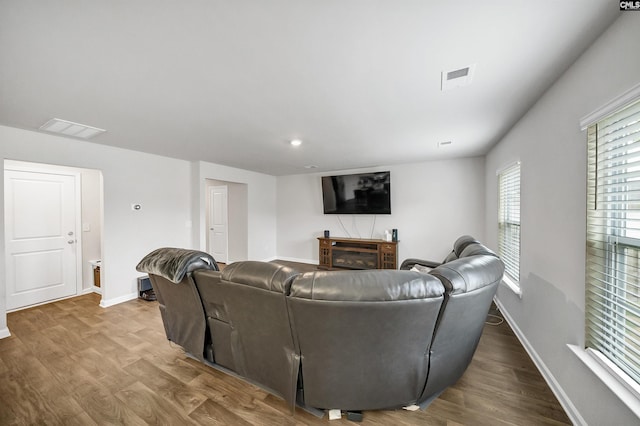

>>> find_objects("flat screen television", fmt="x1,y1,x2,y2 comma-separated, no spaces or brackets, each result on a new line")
321,171,391,214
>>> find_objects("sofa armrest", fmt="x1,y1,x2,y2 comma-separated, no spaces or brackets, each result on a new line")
136,247,219,283
400,258,442,270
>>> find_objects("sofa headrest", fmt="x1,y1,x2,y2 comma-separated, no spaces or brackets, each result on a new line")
453,235,481,257
221,261,299,294
289,270,445,301
136,247,219,284
459,242,497,258
430,255,504,294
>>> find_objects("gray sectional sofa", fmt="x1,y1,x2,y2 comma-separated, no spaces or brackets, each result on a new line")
136,236,504,417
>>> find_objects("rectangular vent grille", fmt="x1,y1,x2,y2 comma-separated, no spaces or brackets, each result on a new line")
447,68,469,80
39,118,106,139
441,64,476,91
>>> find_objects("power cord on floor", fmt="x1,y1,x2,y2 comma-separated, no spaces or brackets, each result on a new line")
485,307,504,326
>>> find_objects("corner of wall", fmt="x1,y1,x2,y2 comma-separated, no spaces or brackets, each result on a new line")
0,327,11,339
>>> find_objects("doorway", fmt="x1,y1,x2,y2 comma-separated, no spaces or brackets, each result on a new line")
208,185,228,264
205,179,248,264
4,160,103,311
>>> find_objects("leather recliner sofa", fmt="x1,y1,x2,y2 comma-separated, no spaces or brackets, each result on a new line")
136,236,505,415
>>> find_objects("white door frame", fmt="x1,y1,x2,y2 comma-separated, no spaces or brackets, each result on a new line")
4,160,83,310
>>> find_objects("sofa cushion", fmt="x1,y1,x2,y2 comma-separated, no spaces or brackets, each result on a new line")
209,261,301,411
289,270,444,301
452,235,481,257
459,242,497,258
221,261,298,293
429,255,504,294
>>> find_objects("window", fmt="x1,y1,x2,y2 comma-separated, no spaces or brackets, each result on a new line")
498,162,521,284
586,98,640,386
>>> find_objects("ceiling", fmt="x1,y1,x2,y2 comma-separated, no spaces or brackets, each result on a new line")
0,1,620,176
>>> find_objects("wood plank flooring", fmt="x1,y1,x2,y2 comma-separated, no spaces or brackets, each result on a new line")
0,261,570,425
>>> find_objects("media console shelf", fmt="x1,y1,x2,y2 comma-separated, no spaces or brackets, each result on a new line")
318,237,398,270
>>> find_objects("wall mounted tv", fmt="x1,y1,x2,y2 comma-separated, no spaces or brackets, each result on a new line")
321,171,391,214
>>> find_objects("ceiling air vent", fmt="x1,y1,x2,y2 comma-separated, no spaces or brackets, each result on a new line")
39,118,106,139
441,64,476,91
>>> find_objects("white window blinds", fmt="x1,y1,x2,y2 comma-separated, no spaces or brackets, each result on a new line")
586,98,640,386
498,162,521,283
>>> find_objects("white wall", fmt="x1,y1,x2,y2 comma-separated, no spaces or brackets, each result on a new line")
194,161,277,261
485,14,640,425
276,157,485,264
0,125,193,325
226,182,248,262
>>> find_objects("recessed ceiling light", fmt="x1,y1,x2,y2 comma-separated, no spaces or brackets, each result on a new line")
438,141,452,147
39,118,106,139
290,139,302,147
304,165,318,169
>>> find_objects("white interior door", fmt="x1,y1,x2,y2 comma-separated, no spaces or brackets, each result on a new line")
4,169,79,310
209,185,228,263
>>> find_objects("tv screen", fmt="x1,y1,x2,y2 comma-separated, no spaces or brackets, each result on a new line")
322,171,391,214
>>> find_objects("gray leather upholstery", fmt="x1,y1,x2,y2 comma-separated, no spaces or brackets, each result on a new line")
400,235,481,270
417,240,504,405
136,248,219,362
288,270,444,410
220,260,296,293
138,236,504,415
189,270,230,366
195,261,300,412
430,253,502,294
452,235,481,257
147,274,209,361
289,269,444,301
459,241,497,258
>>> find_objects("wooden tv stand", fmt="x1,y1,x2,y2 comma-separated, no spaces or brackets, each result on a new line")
318,237,398,270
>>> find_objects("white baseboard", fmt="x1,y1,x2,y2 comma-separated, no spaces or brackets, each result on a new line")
100,292,138,308
493,297,586,426
0,327,11,339
81,286,102,295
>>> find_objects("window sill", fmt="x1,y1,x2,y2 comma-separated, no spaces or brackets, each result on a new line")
501,275,522,298
568,344,640,418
